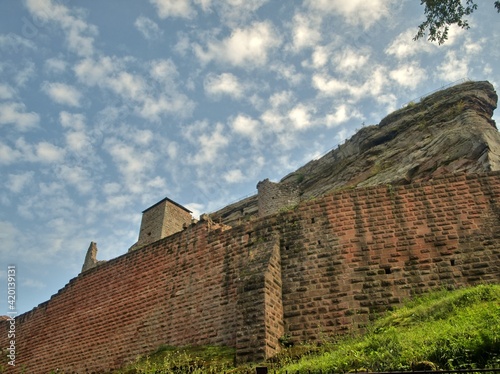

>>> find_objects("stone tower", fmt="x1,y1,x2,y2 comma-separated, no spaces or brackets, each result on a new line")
130,197,192,251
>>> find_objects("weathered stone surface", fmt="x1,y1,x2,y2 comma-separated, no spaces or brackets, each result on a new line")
288,80,499,198
210,194,259,226
211,80,499,224
81,241,105,273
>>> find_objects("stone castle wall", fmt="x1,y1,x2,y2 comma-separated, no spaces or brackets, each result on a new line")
2,172,500,373
257,178,302,217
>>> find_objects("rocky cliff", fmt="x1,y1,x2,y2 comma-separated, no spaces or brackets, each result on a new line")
211,80,499,226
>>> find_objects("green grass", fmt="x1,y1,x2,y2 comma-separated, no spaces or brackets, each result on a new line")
277,284,500,373
106,284,500,373
111,345,238,374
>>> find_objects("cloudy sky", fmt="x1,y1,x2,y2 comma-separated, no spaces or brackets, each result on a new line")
0,0,499,315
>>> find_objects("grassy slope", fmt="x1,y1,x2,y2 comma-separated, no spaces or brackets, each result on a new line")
110,284,500,373
278,284,500,373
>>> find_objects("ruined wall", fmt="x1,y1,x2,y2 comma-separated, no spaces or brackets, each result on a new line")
1,172,500,373
257,178,301,217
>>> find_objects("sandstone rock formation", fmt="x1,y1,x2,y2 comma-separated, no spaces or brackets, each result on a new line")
211,80,499,225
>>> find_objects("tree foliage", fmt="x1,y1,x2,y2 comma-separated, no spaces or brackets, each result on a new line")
415,0,500,44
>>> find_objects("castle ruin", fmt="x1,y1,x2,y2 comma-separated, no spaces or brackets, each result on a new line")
1,81,500,373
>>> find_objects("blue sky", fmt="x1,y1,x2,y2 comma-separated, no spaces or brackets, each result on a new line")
0,0,499,315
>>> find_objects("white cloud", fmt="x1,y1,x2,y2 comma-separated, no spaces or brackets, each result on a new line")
270,63,304,86
0,33,36,51
231,114,261,144
134,16,163,40
25,0,98,56
389,63,426,89
167,142,178,159
15,62,36,87
289,104,314,130
59,111,86,131
74,57,194,121
59,113,92,154
74,56,117,86
21,278,46,289
0,84,16,99
146,176,167,189
0,221,21,256
312,74,349,96
7,139,65,164
107,141,153,175
103,182,122,195
150,59,178,87
185,202,203,220
464,38,484,55
310,45,329,68
223,169,245,183
137,94,195,121
106,138,157,193
45,58,67,73
0,102,40,131
202,0,270,26
0,142,22,165
133,130,154,146
6,172,34,193
437,51,469,81
42,82,82,107
194,21,280,67
57,165,92,194
312,66,388,102
385,29,435,59
443,24,465,45
333,48,370,75
174,33,191,55
186,122,229,165
290,13,321,52
325,104,362,127
306,0,396,28
150,0,196,19
269,91,294,108
107,72,147,101
65,131,91,154
204,73,243,99
221,0,269,14
35,142,65,163
335,127,352,143
260,109,285,133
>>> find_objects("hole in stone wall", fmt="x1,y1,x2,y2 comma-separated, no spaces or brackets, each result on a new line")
450,259,455,266
385,267,392,274
147,232,151,236
285,245,290,251
311,217,315,223
317,240,321,245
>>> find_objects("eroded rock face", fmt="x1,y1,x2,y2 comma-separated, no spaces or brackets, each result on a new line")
285,80,499,197
211,80,499,225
